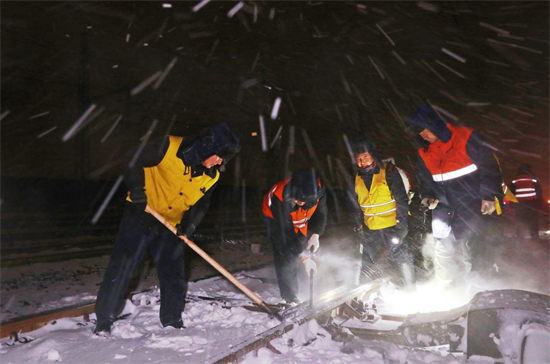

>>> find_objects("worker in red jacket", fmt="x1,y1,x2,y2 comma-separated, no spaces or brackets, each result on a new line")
262,169,327,306
511,163,545,240
407,106,503,287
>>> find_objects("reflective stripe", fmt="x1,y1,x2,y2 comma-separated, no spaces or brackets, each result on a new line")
293,217,310,224
267,186,278,207
516,188,536,192
516,192,537,198
513,178,537,183
363,208,397,216
432,164,477,182
502,184,508,194
360,199,396,208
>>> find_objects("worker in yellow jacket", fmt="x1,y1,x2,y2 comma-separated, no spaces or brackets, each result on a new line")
94,122,240,335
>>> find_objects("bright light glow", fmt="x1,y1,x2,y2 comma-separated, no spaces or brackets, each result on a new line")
251,132,257,136
162,3,172,8
374,280,471,316
391,237,399,244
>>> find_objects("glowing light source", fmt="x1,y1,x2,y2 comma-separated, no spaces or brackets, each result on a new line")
251,132,257,136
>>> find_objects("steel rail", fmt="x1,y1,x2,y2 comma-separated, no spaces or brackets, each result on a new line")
207,281,382,364
0,260,277,339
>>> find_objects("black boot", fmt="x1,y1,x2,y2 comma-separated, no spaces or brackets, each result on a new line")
93,320,113,335
163,318,184,329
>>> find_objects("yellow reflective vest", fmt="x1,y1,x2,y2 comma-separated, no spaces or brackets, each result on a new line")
127,135,219,226
355,162,397,230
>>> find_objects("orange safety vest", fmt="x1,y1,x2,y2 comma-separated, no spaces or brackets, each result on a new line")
512,174,538,201
262,178,320,236
419,125,477,182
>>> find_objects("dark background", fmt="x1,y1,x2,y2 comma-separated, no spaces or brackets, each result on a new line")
1,1,548,215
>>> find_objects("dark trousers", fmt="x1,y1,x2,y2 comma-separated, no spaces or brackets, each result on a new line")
265,217,306,301
515,201,541,239
95,203,185,327
357,228,413,284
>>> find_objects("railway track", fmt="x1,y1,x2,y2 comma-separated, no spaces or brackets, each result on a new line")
0,278,388,363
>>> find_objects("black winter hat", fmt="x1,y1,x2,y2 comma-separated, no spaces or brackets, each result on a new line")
349,136,377,156
406,106,452,145
349,135,382,167
289,169,321,204
178,122,240,167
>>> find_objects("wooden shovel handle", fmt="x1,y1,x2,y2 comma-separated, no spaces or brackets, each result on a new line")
145,205,275,313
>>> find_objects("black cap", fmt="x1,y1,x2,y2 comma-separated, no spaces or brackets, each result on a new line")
178,122,240,167
290,169,321,204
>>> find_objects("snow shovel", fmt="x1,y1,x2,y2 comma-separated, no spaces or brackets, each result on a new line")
146,205,283,321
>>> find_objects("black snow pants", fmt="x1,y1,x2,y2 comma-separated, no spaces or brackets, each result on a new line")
356,227,413,285
265,217,307,302
95,202,185,327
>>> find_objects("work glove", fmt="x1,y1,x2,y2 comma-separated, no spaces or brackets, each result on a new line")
300,256,318,276
306,234,320,253
421,197,439,210
176,223,195,238
130,189,147,211
481,200,496,215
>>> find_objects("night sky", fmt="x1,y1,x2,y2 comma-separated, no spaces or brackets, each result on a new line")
1,1,548,198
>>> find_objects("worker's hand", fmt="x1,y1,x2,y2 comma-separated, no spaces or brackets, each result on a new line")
481,200,496,215
130,189,147,211
306,234,320,253
302,257,318,277
421,197,439,210
176,223,195,238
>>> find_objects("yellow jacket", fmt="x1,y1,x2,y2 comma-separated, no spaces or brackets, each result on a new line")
127,136,219,226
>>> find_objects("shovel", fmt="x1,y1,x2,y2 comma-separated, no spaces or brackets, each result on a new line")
309,247,315,309
146,205,283,321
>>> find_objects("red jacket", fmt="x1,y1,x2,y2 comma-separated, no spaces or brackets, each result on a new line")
419,125,477,182
512,174,539,201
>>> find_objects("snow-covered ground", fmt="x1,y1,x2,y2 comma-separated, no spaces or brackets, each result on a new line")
0,233,549,363
0,266,468,364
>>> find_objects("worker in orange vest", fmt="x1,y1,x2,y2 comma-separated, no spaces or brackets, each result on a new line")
406,106,503,287
262,169,327,306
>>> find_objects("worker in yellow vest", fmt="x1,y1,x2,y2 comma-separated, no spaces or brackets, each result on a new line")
347,136,415,289
94,122,240,335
